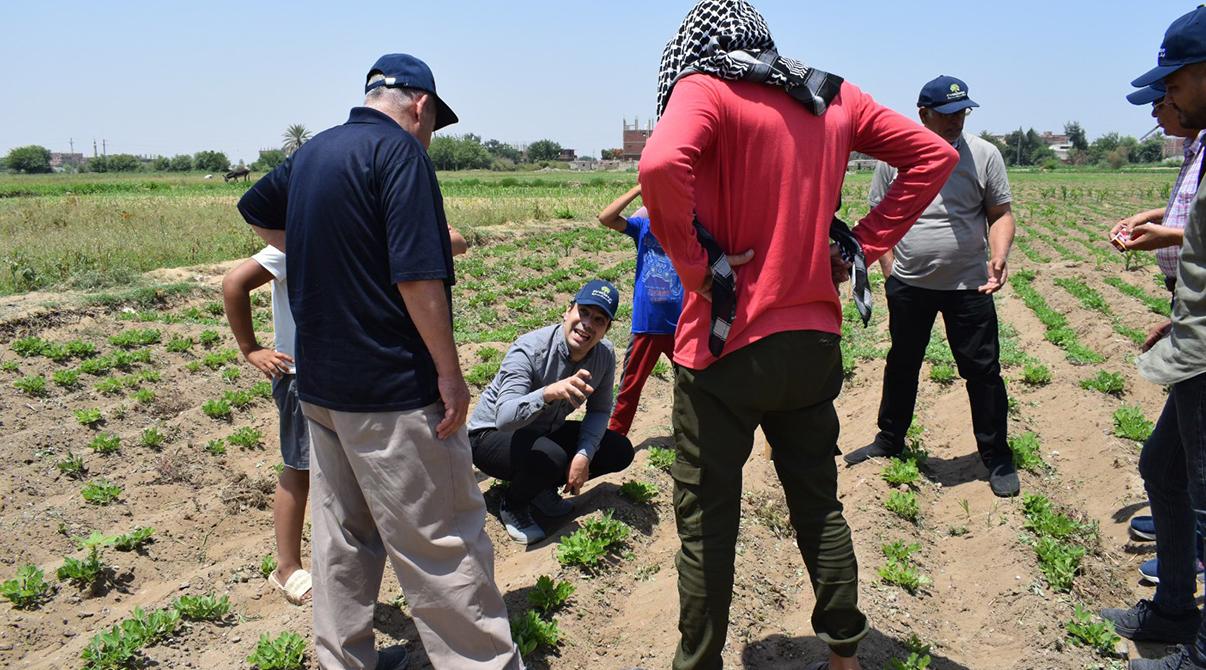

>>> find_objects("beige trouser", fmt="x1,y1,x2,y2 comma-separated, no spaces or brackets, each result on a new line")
302,401,523,670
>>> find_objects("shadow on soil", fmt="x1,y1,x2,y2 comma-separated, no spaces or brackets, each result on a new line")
742,628,972,669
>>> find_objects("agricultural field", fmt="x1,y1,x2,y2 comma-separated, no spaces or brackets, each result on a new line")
0,168,1185,669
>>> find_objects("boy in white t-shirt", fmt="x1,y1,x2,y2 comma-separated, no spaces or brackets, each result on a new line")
223,245,312,604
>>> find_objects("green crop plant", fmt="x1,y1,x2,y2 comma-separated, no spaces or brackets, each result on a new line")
260,553,278,579
555,510,631,570
1103,276,1171,316
165,336,194,353
89,433,121,455
94,377,123,395
1113,406,1154,442
1080,370,1125,396
202,398,232,419
647,445,676,472
201,349,239,369
247,631,307,670
1034,536,1085,592
885,491,919,523
13,374,47,396
57,452,87,479
109,328,160,349
52,368,81,388
140,426,166,449
131,388,155,404
11,336,47,357
1021,363,1052,386
0,360,18,372
79,356,113,376
1022,494,1097,543
510,609,562,656
652,358,672,380
229,426,264,449
249,380,273,398
57,540,109,591
41,343,73,362
113,527,155,552
878,558,929,595
81,607,182,670
185,360,202,373
881,457,921,489
619,480,659,504
172,593,231,621
1008,432,1047,473
466,360,502,386
929,364,956,385
81,479,123,505
198,329,222,347
1066,604,1122,657
882,540,921,563
204,439,227,455
223,389,253,408
222,366,241,383
528,575,575,615
1054,277,1112,315
1,565,53,610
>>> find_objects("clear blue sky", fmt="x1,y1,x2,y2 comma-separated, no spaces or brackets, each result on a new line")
0,1,1195,163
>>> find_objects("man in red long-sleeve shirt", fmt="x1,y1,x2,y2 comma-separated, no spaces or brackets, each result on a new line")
638,3,958,669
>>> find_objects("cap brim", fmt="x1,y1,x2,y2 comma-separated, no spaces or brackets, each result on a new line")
575,298,616,320
1126,86,1165,105
929,99,979,114
1132,64,1183,88
433,95,458,131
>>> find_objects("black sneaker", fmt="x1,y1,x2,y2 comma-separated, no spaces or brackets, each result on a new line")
377,645,409,670
1130,645,1206,669
842,441,901,465
988,460,1020,497
1101,599,1202,644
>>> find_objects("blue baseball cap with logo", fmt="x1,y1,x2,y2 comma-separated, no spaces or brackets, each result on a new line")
917,75,980,114
1127,84,1166,106
365,54,459,131
1131,7,1206,88
574,280,620,320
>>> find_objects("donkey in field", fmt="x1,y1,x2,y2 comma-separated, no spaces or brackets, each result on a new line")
224,166,251,183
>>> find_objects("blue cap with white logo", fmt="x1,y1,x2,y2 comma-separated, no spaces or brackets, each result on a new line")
917,75,980,114
574,280,620,320
1127,85,1166,106
1131,6,1206,88
365,54,459,131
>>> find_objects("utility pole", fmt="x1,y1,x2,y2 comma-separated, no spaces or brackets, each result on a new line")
102,139,107,156
69,138,74,154
93,139,98,158
1015,126,1023,165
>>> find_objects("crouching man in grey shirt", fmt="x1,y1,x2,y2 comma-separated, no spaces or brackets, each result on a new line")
468,280,636,544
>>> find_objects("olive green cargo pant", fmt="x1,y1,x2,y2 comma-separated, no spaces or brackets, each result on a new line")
670,330,868,669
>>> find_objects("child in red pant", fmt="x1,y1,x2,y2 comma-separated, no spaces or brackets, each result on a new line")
597,185,683,435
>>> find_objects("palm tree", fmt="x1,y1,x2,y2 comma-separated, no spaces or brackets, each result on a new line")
281,124,312,156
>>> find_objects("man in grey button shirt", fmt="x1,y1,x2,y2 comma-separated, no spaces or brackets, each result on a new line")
844,75,1020,498
468,280,635,544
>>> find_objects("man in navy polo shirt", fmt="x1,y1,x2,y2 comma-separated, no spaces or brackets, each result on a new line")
238,54,522,670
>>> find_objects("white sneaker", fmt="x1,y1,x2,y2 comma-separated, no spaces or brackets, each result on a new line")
531,488,574,517
500,500,546,544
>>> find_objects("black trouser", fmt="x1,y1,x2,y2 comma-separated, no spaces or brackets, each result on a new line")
469,421,634,506
874,275,1009,466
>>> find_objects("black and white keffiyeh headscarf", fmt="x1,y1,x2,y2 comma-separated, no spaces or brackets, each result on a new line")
654,1,871,355
655,0,844,119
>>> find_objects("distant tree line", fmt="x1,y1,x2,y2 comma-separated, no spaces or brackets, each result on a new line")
979,121,1167,169
0,144,237,174
428,134,565,171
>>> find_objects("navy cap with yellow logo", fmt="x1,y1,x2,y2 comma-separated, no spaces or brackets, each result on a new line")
917,75,980,114
574,280,620,321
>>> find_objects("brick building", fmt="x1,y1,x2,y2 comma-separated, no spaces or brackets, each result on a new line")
622,118,654,161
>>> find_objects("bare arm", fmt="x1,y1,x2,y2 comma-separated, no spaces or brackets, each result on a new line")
251,226,285,251
979,202,1015,294
222,259,293,378
449,226,468,256
396,280,468,439
1111,207,1166,238
597,184,641,232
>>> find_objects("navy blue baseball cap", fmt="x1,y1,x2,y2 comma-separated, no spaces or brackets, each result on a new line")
917,75,980,114
1131,7,1206,88
1127,85,1166,106
574,280,620,320
365,54,459,131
